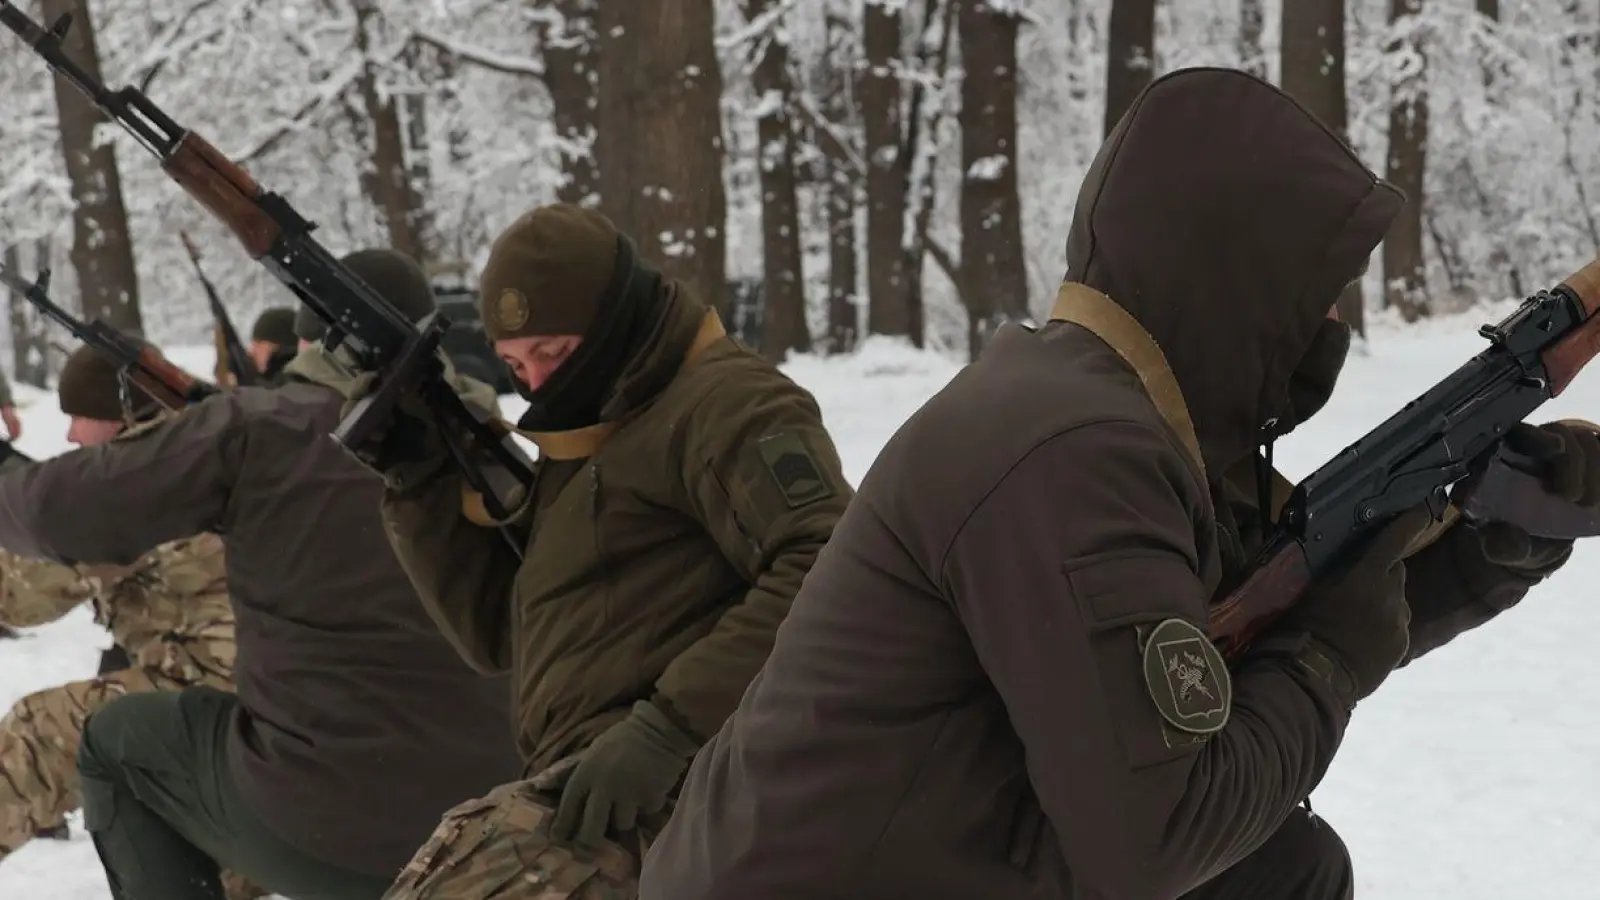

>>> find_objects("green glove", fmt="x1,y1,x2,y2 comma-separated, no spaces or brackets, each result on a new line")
551,700,701,852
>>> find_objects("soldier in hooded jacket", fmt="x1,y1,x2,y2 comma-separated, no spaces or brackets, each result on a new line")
335,204,851,899
638,68,1600,900
0,250,521,900
0,344,261,900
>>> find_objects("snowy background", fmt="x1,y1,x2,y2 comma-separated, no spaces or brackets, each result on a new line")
2,0,1597,351
2,308,1599,898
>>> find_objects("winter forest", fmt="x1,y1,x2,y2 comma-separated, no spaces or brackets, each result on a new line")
0,0,1593,384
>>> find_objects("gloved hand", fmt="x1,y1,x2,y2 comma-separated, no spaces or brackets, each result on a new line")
335,376,451,492
1503,420,1600,508
551,700,701,853
1270,504,1436,709
1472,421,1600,576
294,344,449,490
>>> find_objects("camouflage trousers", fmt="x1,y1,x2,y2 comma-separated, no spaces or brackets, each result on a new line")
383,764,652,900
0,663,264,900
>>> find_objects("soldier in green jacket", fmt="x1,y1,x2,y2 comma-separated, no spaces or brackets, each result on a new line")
346,204,852,899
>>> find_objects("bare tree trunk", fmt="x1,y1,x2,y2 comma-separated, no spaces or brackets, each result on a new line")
957,0,1027,361
1282,0,1366,333
6,244,30,389
535,0,602,207
352,0,429,264
739,0,810,361
1239,0,1266,77
41,0,143,334
861,0,911,338
1383,0,1431,321
898,0,955,350
821,4,860,354
1104,0,1156,138
595,0,727,309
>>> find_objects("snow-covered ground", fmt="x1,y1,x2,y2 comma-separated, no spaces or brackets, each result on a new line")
3,306,1599,898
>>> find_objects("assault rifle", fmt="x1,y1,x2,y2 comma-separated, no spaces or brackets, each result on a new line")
180,231,257,388
1209,259,1600,661
0,263,216,412
0,6,535,545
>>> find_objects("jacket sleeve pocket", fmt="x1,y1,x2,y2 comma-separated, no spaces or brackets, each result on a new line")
1065,549,1219,771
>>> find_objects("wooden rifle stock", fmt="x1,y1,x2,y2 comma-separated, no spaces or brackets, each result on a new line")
1543,258,1600,395
1207,540,1313,663
125,347,206,411
162,134,281,259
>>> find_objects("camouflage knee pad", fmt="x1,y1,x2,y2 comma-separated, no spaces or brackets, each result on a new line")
384,780,638,899
220,868,269,900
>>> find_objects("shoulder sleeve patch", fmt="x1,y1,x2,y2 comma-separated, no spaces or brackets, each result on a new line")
757,431,834,510
1139,617,1231,735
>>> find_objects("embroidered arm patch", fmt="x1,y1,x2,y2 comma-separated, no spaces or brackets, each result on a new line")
1139,617,1232,735
757,431,834,509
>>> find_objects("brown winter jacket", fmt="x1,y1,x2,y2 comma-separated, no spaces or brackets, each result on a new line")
381,284,851,775
0,379,521,878
642,68,1425,900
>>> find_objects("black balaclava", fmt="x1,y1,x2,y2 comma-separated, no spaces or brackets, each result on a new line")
515,236,666,432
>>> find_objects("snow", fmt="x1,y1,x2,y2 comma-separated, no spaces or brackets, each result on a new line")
4,312,1600,898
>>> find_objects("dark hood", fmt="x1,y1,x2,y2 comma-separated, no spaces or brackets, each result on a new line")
1064,67,1404,476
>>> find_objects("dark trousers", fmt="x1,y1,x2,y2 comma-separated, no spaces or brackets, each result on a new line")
1184,806,1354,900
77,686,393,900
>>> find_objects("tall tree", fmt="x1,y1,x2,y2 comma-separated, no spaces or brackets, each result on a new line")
741,0,810,361
534,0,602,207
1104,0,1156,138
5,241,51,389
41,0,143,334
595,1,727,309
1383,0,1431,321
898,0,956,348
352,0,431,266
1282,0,1366,333
956,0,1027,360
1239,0,1266,78
860,0,912,339
820,2,860,354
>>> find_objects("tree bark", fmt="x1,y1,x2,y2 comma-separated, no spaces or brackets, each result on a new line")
1383,0,1431,321
1239,0,1266,78
821,3,859,354
595,0,727,313
535,0,602,207
861,0,911,338
740,0,810,361
957,0,1027,361
41,0,144,335
1281,0,1366,333
1104,0,1156,139
352,0,429,265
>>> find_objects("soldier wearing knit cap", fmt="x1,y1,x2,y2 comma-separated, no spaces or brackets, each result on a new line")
248,308,298,383
0,248,520,900
0,341,262,900
373,204,851,900
57,342,163,444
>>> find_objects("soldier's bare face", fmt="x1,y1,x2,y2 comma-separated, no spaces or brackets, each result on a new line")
248,340,279,373
496,335,584,392
67,417,122,448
